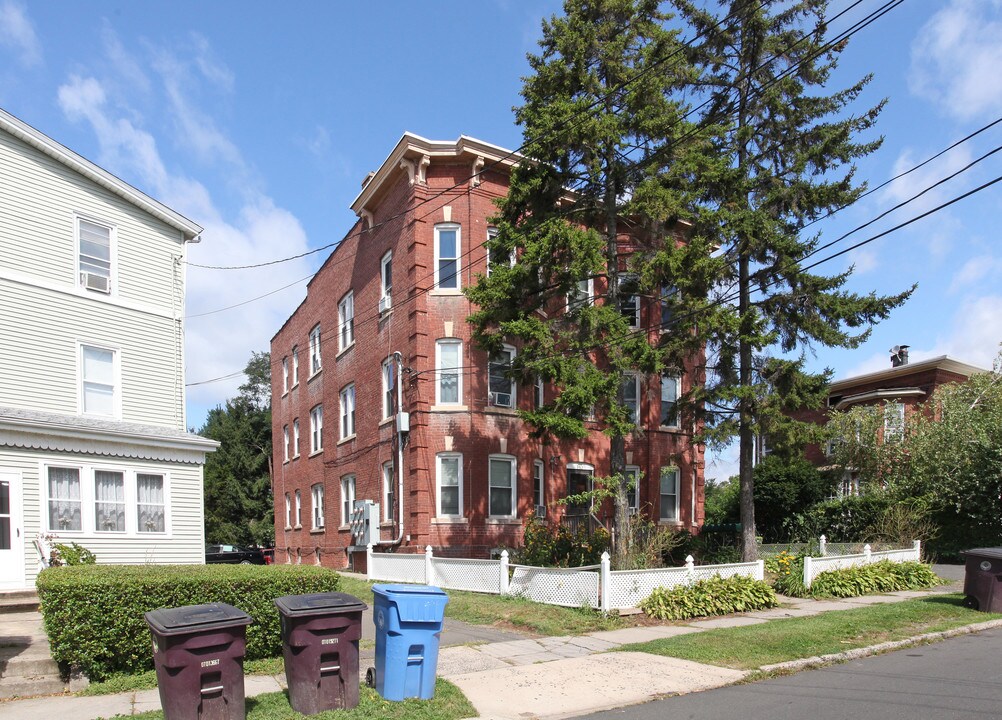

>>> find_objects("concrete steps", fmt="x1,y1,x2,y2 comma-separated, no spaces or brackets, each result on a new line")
0,590,74,699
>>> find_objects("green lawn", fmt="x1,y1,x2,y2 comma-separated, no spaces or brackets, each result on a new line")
619,593,1002,670
101,680,476,720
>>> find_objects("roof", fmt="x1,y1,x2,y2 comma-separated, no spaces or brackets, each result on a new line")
0,107,202,240
829,355,988,394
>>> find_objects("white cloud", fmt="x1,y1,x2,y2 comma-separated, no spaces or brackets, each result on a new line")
100,23,151,96
0,0,41,68
949,255,1002,294
909,0,1002,121
925,295,1002,368
848,247,878,274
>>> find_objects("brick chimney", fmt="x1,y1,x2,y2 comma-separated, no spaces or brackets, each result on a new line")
890,345,910,367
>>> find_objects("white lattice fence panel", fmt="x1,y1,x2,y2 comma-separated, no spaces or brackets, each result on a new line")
432,557,501,594
823,542,866,556
606,566,691,610
871,548,919,563
691,561,763,582
806,554,864,584
509,565,600,608
369,553,426,583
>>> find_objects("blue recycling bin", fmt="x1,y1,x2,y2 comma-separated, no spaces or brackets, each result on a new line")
370,584,449,701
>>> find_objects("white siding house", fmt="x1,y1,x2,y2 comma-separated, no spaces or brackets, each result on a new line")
0,107,217,589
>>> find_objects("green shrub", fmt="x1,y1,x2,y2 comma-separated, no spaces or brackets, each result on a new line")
36,564,340,680
515,512,610,567
640,574,778,621
50,542,96,566
809,560,939,598
771,552,809,597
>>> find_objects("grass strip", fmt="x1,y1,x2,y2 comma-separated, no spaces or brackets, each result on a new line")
81,657,286,696
619,593,1002,670
101,679,476,720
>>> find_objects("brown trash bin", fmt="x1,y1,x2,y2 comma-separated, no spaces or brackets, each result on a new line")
274,592,367,714
145,603,253,720
961,547,1002,612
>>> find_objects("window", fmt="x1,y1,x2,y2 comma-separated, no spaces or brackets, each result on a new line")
659,467,679,521
78,218,112,293
340,385,356,439
567,278,592,311
435,223,461,289
436,453,463,517
94,470,125,532
533,459,545,513
137,473,165,533
565,465,593,517
285,493,292,528
625,466,641,512
282,357,289,394
291,346,299,387
660,285,677,330
622,374,640,424
309,325,322,375
436,339,462,405
292,419,300,458
488,345,516,408
283,425,290,462
618,275,640,328
338,291,354,351
341,475,356,526
382,461,395,522
295,490,302,527
488,455,516,517
486,227,513,275
48,467,81,531
382,357,395,420
312,483,325,530
884,401,905,442
534,376,544,409
660,376,679,427
310,405,323,453
81,344,116,416
380,251,393,311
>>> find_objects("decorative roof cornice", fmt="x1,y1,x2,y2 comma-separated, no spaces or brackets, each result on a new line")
829,355,988,394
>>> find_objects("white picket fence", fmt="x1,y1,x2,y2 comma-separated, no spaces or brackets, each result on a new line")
803,540,922,588
366,545,764,612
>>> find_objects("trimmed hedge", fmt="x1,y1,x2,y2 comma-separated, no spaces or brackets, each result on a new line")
36,564,341,680
640,574,778,621
808,560,939,598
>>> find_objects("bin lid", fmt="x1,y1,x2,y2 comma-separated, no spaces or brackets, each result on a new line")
274,592,367,616
372,584,448,623
961,547,1002,560
145,603,252,636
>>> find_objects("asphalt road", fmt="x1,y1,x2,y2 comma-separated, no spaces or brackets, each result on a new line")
576,627,1002,720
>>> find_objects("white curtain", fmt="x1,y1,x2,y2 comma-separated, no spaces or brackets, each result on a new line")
48,467,81,531
95,471,125,532
137,474,165,533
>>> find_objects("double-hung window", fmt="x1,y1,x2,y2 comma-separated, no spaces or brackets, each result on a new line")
340,384,355,439
625,466,641,513
436,339,462,405
884,401,905,442
309,326,322,375
567,278,592,312
533,459,545,515
295,490,302,527
312,483,325,530
618,274,640,328
310,405,323,454
284,493,292,529
488,345,516,408
341,475,356,526
338,291,354,351
659,467,679,521
48,467,82,531
137,473,165,533
283,425,290,462
382,357,395,420
660,285,677,331
78,218,112,293
81,344,117,417
435,223,461,290
94,470,125,532
292,419,300,458
282,357,289,394
660,376,679,428
486,227,514,275
622,374,640,424
382,461,395,522
436,453,462,517
488,455,516,518
534,376,544,409
380,252,393,311
291,346,299,386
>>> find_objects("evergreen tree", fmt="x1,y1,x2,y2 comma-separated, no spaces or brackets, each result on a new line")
201,351,274,546
660,0,913,559
466,0,702,568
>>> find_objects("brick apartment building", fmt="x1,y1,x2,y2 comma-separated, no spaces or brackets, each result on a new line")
270,133,705,569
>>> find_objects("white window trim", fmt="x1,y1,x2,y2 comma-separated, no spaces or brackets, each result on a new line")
77,341,121,419
486,227,514,276
75,214,117,295
282,357,289,395
340,475,356,527
340,384,356,440
884,401,905,441
311,483,325,530
283,425,290,463
291,346,300,387
434,223,462,292
619,275,640,328
338,291,355,353
380,251,393,308
292,419,301,458
623,373,641,425
295,489,302,528
625,465,641,512
533,459,545,512
534,376,544,409
436,453,464,518
135,471,167,534
310,405,323,454
566,277,593,311
659,466,680,522
488,344,517,409
435,339,463,406
660,375,680,429
488,454,517,519
285,493,292,529
309,325,322,376
382,461,395,522
382,357,394,420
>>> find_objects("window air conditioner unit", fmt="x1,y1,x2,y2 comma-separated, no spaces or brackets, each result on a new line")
82,272,110,294
378,295,391,313
489,391,513,408
535,505,546,518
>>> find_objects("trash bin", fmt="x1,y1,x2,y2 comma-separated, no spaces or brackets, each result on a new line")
274,592,367,714
369,584,448,701
145,602,252,720
961,547,1002,612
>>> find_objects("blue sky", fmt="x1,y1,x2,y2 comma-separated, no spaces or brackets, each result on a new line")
2,1,1000,481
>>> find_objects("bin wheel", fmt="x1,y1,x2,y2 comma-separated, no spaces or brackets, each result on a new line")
962,595,979,611
365,667,376,688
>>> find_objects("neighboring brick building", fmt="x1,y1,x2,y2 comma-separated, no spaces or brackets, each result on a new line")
270,133,705,569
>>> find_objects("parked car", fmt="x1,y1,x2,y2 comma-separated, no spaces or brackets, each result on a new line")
205,544,267,565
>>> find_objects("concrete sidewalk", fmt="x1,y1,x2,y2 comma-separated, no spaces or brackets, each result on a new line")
0,578,975,720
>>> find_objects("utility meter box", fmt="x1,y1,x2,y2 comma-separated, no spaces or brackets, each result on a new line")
350,499,381,547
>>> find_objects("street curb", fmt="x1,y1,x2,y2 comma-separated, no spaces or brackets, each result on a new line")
758,618,1002,674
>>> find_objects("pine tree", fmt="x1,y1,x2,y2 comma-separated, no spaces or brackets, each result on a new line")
661,0,913,559
466,0,702,568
